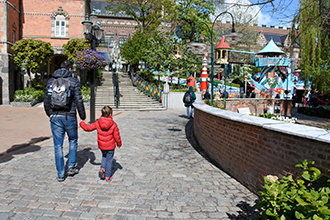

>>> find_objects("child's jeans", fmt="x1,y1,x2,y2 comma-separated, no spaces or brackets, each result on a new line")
101,150,115,178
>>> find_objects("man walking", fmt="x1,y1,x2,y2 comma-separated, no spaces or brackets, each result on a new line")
44,60,86,182
183,86,196,119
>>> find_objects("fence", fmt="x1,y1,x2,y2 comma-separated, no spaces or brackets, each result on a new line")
135,75,163,102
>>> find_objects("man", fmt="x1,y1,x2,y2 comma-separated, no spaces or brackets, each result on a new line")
183,86,196,119
44,60,86,182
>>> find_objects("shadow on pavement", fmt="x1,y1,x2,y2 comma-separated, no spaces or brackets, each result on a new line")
0,136,50,163
227,201,260,220
70,146,123,176
184,119,260,219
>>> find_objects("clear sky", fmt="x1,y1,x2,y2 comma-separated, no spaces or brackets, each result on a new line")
215,0,300,28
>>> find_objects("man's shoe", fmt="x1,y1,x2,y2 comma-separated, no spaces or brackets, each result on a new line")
99,168,105,180
57,177,65,182
105,176,113,182
67,168,79,176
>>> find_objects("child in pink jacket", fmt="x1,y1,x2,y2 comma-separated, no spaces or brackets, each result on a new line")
80,106,122,181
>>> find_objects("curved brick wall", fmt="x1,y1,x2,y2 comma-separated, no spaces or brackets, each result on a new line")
193,101,330,194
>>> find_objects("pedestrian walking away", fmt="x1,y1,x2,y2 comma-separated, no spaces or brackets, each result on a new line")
43,60,86,182
80,106,122,182
183,86,196,119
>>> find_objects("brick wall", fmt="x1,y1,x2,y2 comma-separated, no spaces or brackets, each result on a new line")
22,0,85,46
193,102,330,194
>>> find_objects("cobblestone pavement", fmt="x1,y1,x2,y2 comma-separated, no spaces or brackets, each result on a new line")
0,109,259,220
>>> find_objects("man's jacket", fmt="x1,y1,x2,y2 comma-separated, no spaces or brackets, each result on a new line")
44,68,86,120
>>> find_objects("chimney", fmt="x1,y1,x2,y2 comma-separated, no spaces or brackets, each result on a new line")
270,25,275,28
262,24,266,27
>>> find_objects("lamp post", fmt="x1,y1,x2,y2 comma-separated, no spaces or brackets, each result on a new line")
195,11,242,106
82,10,104,123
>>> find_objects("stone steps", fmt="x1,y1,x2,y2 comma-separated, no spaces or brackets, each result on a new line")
95,71,165,111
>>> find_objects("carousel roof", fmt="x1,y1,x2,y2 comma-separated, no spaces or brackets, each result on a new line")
257,39,285,55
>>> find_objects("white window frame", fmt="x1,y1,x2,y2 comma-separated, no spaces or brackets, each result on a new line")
51,6,69,38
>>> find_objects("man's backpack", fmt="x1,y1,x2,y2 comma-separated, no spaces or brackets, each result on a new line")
184,92,192,103
50,78,72,110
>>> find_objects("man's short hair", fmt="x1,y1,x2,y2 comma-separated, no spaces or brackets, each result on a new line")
60,60,73,70
101,106,113,117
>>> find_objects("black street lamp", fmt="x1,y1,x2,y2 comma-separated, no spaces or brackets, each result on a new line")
82,10,104,123
193,11,242,106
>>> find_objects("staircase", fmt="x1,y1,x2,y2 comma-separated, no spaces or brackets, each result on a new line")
95,71,166,111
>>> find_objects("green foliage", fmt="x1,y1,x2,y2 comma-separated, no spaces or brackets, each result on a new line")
14,87,44,102
254,160,330,220
294,0,330,93
175,0,215,42
80,85,90,102
170,86,197,92
11,39,54,73
63,39,90,63
106,0,175,32
297,107,330,119
259,113,275,119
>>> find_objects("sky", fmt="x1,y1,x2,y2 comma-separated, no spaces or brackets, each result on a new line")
214,0,300,29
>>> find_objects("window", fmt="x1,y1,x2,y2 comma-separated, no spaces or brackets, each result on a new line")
51,6,69,38
12,31,15,43
103,36,114,45
294,53,299,59
119,37,126,46
55,20,66,37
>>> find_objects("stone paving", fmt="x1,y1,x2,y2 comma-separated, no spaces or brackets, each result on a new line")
0,109,259,220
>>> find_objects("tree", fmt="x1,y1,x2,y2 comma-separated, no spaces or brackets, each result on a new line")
106,0,176,32
175,0,216,42
293,0,330,93
63,39,90,63
12,39,54,87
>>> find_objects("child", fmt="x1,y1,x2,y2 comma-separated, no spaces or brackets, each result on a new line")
80,106,122,181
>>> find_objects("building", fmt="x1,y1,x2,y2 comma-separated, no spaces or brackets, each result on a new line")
0,0,89,105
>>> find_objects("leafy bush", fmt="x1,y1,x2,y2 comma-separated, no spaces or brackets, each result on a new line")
81,85,90,102
259,113,274,119
14,87,44,102
254,160,330,220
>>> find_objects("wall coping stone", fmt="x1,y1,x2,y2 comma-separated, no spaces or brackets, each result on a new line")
194,101,330,144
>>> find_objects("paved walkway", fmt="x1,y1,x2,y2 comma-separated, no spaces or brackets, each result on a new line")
0,108,259,220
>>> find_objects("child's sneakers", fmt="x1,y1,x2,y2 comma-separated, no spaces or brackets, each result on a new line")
99,168,105,180
105,176,113,182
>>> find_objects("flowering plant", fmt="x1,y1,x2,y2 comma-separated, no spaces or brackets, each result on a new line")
75,49,108,70
254,160,330,219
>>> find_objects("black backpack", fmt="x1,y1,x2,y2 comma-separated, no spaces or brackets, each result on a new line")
184,92,192,103
50,78,72,110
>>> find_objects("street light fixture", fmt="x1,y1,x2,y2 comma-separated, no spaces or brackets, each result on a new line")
193,11,242,107
81,9,104,123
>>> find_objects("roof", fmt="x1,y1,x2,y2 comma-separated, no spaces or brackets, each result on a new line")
257,39,285,55
215,37,231,49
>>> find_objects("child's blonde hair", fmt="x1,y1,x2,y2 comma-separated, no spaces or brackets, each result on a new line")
101,106,112,117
